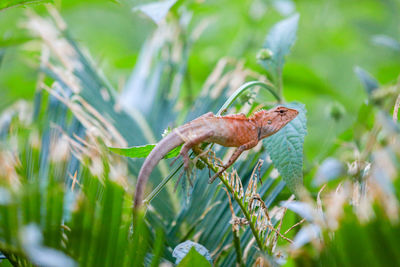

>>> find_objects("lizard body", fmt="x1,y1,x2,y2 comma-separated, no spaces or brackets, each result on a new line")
134,106,298,209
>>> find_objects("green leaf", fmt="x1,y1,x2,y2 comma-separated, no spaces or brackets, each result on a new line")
133,0,177,25
150,228,165,267
259,13,299,83
176,247,212,267
0,0,52,11
109,144,181,159
264,102,307,194
354,66,379,95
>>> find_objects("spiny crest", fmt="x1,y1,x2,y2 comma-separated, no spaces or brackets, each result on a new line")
250,108,268,120
222,113,248,120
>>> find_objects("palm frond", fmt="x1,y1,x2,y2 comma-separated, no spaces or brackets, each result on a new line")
0,7,301,266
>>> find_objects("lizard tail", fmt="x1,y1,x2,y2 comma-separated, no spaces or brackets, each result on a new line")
134,131,184,210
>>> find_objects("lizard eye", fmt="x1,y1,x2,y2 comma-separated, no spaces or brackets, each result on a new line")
267,120,272,124
279,110,285,114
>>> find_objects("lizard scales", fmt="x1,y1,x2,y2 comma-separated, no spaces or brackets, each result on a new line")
134,106,298,209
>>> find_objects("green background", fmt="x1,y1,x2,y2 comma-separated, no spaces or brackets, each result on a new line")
1,0,399,162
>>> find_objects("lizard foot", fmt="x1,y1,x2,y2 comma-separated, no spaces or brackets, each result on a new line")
183,156,194,187
183,155,190,170
169,152,191,169
169,154,181,167
174,161,194,192
173,170,185,192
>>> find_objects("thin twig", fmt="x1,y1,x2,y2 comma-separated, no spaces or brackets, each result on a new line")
191,146,266,252
272,206,288,252
223,188,235,216
250,194,271,222
284,219,305,235
223,188,244,266
267,224,293,244
232,229,245,267
250,195,293,244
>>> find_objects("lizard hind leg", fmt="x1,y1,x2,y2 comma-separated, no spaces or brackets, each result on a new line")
172,130,214,190
179,130,214,170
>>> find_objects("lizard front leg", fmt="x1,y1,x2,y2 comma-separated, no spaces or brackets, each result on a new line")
209,139,259,183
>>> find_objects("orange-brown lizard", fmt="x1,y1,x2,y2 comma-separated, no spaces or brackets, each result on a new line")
134,106,298,209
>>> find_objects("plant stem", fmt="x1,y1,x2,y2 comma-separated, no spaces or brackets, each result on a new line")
221,178,265,252
232,229,245,266
144,80,279,206
142,80,278,251
192,147,265,252
277,70,284,103
217,81,280,116
143,163,183,206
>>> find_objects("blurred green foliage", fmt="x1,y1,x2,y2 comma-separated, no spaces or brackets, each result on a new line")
1,0,400,266
1,0,399,163
0,6,301,264
0,0,53,11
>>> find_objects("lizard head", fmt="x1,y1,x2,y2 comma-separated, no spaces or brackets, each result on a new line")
255,106,299,139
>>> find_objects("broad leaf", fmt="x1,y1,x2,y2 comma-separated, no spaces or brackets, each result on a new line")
12,11,300,266
259,13,299,83
0,0,52,11
264,102,307,194
109,144,181,159
176,247,212,267
354,66,379,95
133,0,177,25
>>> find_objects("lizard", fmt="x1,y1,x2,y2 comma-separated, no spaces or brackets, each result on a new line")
134,106,299,210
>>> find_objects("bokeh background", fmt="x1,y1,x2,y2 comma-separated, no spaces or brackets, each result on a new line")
1,0,400,170
1,1,400,266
